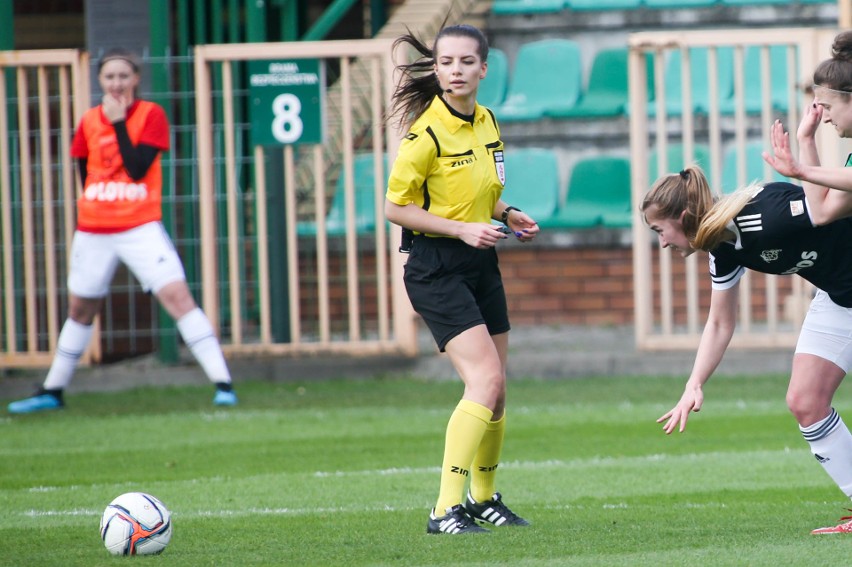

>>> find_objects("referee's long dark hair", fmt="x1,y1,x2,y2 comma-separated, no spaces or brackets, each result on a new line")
389,24,489,130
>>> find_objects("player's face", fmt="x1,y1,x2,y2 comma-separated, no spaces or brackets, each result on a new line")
434,35,486,102
814,88,852,138
644,206,696,257
98,59,139,103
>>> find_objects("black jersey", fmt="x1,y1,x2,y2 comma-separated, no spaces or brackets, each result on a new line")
709,182,852,308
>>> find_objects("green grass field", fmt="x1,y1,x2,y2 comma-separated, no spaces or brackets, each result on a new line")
3,373,852,566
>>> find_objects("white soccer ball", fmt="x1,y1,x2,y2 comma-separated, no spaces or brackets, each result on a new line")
100,492,172,556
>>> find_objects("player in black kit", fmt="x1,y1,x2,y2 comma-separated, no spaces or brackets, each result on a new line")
642,165,852,534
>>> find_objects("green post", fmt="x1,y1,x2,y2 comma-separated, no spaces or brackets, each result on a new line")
246,0,267,42
149,0,179,363
176,0,197,289
0,0,17,349
0,0,12,50
278,0,299,42
369,0,386,37
246,0,267,326
301,0,358,41
0,0,25,348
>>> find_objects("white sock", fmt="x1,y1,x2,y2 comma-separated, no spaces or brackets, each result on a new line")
176,308,232,385
43,319,94,390
801,409,852,497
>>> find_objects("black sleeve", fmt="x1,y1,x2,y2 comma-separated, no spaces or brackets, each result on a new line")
77,158,87,187
112,120,161,180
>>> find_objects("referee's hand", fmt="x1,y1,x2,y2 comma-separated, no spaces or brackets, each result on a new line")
459,223,510,249
507,211,540,243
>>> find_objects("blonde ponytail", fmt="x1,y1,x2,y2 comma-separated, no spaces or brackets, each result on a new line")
692,183,761,251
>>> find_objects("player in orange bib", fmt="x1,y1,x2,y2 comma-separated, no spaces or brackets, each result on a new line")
7,48,237,414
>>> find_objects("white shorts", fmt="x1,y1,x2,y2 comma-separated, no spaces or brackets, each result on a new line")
795,289,852,372
67,221,187,298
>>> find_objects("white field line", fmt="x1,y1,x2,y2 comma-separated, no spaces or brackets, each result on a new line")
17,446,808,497
21,500,737,520
12,447,811,507
311,447,807,478
24,498,841,521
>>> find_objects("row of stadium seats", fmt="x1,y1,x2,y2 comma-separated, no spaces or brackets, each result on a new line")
512,142,786,230
298,142,784,236
493,0,830,14
481,39,799,121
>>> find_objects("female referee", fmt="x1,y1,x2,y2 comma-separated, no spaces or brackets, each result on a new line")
643,164,852,534
385,24,539,534
7,49,237,414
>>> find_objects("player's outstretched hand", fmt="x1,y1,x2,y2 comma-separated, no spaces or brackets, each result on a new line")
763,119,801,179
656,384,704,434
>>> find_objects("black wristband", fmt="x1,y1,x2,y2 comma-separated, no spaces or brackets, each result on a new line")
501,206,521,224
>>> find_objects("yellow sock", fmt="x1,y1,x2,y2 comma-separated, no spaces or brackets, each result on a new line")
434,399,493,514
470,413,506,503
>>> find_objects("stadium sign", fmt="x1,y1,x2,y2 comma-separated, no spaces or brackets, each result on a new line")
249,59,325,146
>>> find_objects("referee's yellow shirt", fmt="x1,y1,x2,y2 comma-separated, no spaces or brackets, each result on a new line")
386,96,505,236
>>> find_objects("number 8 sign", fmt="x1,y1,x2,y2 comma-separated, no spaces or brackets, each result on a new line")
271,94,303,144
249,59,325,146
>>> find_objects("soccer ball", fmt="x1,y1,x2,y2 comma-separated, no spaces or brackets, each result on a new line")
100,492,172,556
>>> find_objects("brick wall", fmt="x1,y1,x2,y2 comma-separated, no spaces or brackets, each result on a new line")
499,240,798,327
501,245,635,326
294,234,801,331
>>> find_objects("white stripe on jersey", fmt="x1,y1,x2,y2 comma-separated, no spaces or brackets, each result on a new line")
736,212,763,232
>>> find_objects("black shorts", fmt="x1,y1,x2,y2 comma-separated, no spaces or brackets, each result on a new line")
403,236,510,352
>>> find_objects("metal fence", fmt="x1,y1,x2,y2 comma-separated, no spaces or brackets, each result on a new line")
193,38,416,357
0,40,419,369
628,28,846,350
0,49,89,367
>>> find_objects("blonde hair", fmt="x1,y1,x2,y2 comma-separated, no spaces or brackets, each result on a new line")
641,165,758,251
693,183,761,251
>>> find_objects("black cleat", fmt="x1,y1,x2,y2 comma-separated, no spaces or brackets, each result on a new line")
464,492,530,527
426,504,490,535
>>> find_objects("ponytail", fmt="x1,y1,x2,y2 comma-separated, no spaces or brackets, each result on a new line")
389,24,490,130
389,32,443,130
641,164,715,246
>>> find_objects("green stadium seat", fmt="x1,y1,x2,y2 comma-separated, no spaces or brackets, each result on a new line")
542,156,632,229
552,47,654,118
478,48,509,108
721,141,787,194
297,153,388,236
720,0,790,4
650,46,734,116
491,0,566,14
648,144,712,185
566,0,641,9
501,148,561,222
494,39,582,122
